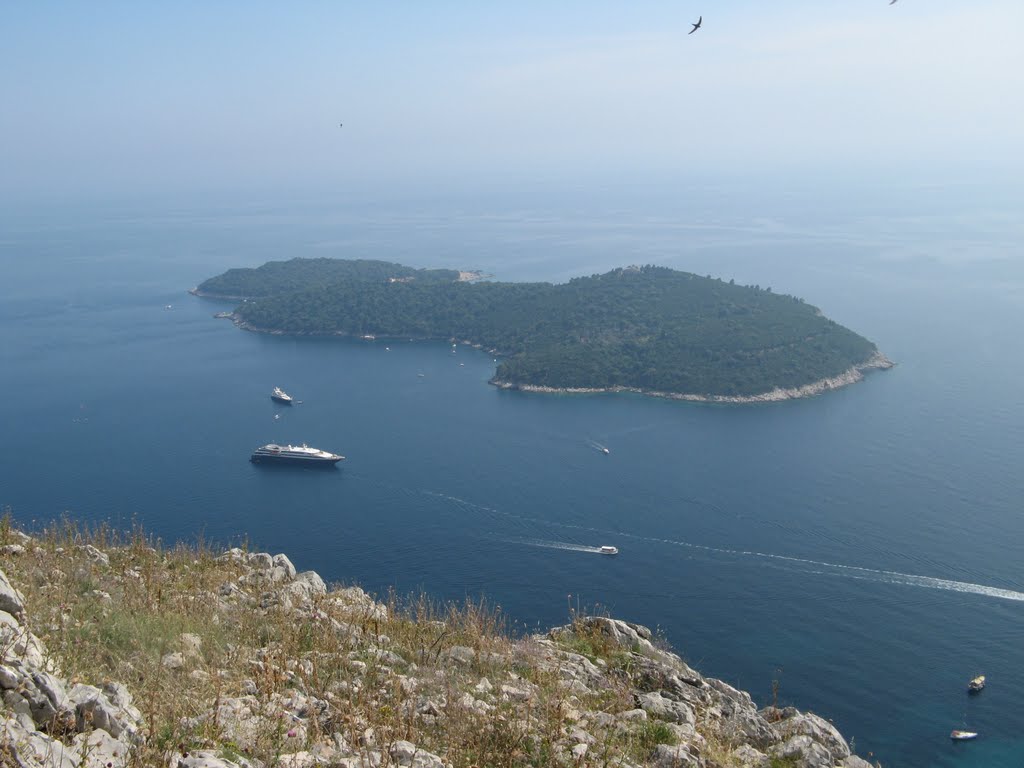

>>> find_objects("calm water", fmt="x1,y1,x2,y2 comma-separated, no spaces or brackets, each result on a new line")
1,187,1022,766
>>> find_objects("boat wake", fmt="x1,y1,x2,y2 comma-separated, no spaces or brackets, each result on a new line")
420,490,1024,603
623,532,1024,602
507,538,610,555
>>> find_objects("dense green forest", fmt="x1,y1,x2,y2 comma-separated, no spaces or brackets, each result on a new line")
193,257,460,298
205,259,879,397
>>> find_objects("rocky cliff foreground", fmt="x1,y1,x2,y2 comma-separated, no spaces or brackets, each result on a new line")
0,525,876,768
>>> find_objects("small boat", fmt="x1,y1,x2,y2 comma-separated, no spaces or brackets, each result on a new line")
602,447,610,455
271,387,294,404
950,730,978,741
968,675,985,693
599,546,619,556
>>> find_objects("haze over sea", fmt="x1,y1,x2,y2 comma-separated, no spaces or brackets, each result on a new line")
1,181,1022,766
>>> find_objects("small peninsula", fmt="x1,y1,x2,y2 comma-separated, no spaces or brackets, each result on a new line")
194,258,892,402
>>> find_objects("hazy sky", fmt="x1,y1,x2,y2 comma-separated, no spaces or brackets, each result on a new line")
3,1,1022,204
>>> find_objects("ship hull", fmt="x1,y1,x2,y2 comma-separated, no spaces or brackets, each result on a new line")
251,454,342,466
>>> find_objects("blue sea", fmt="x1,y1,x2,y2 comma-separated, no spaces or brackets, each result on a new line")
1,182,1022,766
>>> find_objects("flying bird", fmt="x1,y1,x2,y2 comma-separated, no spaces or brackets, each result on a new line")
689,16,702,34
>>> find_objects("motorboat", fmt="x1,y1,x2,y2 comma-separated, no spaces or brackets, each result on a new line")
968,675,985,693
950,730,978,741
599,546,619,556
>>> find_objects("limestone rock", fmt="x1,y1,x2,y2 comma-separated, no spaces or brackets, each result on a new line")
444,646,475,666
473,676,492,693
638,691,696,727
67,683,140,741
0,612,49,671
651,743,700,767
78,545,109,567
500,683,534,703
618,708,648,722
770,734,835,768
174,750,261,768
284,571,327,604
70,728,130,768
0,569,26,617
1,716,80,768
272,554,297,578
731,744,770,768
388,740,445,768
248,552,274,571
769,710,850,761
162,652,186,671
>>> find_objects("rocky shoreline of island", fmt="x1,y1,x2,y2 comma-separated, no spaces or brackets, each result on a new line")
490,351,895,404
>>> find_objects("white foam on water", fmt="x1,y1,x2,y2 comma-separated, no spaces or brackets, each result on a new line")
421,488,1024,603
507,538,605,554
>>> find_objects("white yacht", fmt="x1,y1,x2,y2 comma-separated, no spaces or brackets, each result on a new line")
599,546,619,556
950,730,978,741
271,387,294,404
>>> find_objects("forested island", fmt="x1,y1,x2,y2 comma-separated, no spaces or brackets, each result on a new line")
193,258,891,401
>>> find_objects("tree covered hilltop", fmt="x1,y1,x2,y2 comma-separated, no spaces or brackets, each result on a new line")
197,258,891,400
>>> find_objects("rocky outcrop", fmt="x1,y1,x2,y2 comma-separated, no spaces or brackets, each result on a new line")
0,535,874,768
492,351,895,404
0,577,142,766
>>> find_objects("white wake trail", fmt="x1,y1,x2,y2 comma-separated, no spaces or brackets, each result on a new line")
508,538,606,555
421,489,1024,603
620,532,1024,603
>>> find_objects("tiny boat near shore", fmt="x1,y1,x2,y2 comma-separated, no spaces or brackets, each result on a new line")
599,546,619,556
950,730,978,741
968,675,985,693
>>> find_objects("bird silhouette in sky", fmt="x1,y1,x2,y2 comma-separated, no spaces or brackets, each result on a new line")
689,16,702,34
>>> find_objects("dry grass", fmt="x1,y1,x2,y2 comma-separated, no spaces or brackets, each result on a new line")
0,514,760,767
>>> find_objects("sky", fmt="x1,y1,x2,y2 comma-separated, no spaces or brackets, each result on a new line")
2,1,1022,205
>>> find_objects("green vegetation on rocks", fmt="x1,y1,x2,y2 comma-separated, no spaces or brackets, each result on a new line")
197,258,889,400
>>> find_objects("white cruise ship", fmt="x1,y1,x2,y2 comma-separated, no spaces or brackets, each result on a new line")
250,443,344,466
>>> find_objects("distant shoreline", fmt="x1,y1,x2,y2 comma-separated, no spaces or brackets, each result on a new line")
490,351,894,403
211,309,893,403
188,269,489,299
